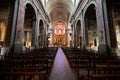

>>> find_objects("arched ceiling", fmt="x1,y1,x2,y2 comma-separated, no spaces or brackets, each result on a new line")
45,0,75,25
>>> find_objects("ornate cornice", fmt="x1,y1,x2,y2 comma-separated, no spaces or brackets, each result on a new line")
34,0,50,23
71,0,89,22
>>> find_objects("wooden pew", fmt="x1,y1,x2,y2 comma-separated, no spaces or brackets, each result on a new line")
90,74,120,80
0,47,56,80
84,59,120,80
0,71,46,80
63,48,120,80
0,71,46,75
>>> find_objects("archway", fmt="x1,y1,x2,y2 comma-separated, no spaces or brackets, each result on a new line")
76,20,82,48
84,4,98,51
39,20,44,47
53,21,66,47
23,4,36,50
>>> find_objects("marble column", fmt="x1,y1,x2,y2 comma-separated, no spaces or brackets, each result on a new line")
102,0,111,48
10,0,19,46
72,23,75,47
9,0,22,58
44,23,48,47
43,23,45,47
66,30,70,47
96,0,108,53
75,24,78,47
81,11,86,49
36,18,39,49
74,22,77,47
84,19,89,49
32,17,37,49
5,1,16,47
13,0,26,56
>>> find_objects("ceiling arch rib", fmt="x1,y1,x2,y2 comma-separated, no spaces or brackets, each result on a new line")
45,0,75,25
46,1,74,15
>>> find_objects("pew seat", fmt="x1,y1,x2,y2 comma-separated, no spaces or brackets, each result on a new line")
90,74,120,80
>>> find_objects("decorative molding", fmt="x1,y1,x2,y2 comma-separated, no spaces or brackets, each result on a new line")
71,0,89,22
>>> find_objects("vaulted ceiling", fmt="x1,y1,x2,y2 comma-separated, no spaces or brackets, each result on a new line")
45,0,75,25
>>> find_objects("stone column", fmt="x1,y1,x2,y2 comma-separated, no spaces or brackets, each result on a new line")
36,19,39,49
13,0,25,55
51,30,54,47
71,25,73,47
74,22,77,47
48,23,53,47
5,1,15,47
81,11,86,49
72,23,75,47
32,17,37,49
44,23,46,47
43,22,45,47
46,25,49,47
9,0,21,57
75,24,78,47
96,0,108,53
10,0,19,47
45,24,48,47
66,29,69,47
102,0,111,48
67,32,69,47
44,23,48,47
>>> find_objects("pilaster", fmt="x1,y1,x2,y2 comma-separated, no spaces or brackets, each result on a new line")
9,0,22,57
81,10,86,49
10,0,25,57
96,0,108,54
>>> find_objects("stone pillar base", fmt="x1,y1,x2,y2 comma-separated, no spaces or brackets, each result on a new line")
0,47,9,60
81,45,86,50
111,48,120,59
13,44,22,53
98,44,111,56
10,44,22,58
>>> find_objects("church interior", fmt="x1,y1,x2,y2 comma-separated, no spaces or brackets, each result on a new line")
0,0,120,80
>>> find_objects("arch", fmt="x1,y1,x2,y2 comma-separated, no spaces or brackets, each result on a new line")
53,20,67,27
84,3,98,51
54,21,66,35
52,20,66,47
83,1,97,20
24,1,37,18
46,0,74,15
23,3,36,50
24,4,36,20
38,18,45,28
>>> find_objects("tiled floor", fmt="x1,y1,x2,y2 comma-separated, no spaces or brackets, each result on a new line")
49,48,76,80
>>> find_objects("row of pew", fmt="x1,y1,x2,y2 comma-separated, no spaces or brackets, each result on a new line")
0,47,58,80
62,47,120,80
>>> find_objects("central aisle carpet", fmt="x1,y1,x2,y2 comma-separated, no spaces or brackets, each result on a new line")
49,48,76,80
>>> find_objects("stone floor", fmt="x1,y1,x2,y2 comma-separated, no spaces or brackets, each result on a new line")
49,48,76,80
